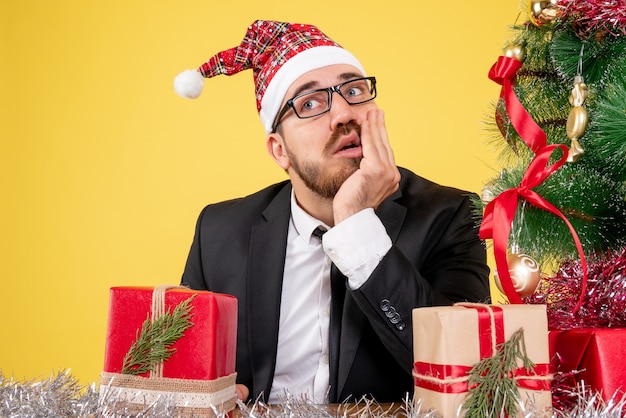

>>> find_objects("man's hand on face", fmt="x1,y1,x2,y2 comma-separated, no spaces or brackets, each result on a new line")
332,109,400,225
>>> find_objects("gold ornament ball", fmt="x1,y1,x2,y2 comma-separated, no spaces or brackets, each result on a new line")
504,44,526,62
529,0,559,26
481,179,498,203
494,253,541,298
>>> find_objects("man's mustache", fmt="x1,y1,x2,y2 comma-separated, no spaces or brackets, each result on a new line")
324,121,361,154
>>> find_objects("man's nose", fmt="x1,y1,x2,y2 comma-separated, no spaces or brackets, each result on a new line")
328,91,357,128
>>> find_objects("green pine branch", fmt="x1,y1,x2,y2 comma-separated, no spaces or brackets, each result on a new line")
121,294,196,375
461,328,535,418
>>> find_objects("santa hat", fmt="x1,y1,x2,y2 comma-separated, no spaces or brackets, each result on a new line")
174,20,365,133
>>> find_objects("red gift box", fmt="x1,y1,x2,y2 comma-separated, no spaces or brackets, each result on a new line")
102,286,237,379
550,328,626,402
100,286,238,416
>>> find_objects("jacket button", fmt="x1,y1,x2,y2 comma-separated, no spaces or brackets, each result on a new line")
380,299,391,311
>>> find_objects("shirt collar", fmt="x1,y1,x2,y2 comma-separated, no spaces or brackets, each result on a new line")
290,190,330,244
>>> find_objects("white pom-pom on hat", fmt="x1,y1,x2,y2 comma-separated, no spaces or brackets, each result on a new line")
174,69,204,99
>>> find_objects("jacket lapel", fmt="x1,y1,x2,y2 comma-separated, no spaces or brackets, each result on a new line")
247,183,292,399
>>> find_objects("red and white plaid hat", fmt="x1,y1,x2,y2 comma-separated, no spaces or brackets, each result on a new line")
174,20,365,133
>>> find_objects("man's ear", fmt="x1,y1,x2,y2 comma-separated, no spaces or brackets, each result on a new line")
266,132,291,170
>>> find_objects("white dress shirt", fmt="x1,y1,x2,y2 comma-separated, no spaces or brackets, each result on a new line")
269,191,392,403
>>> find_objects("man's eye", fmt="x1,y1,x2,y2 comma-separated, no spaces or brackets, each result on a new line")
346,86,363,97
302,99,320,110
296,93,327,115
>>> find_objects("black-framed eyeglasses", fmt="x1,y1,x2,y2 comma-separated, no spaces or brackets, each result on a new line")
271,76,377,133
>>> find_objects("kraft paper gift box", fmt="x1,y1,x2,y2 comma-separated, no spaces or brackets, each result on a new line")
550,328,626,402
412,304,552,417
100,285,238,416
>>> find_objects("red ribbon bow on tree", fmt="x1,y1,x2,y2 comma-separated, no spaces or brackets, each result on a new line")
479,144,588,311
489,55,547,154
484,53,588,311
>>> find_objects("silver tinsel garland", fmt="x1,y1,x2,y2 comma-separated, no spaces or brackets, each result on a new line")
1,370,625,417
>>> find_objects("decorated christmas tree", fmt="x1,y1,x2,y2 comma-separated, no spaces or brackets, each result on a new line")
478,0,626,410
480,0,626,327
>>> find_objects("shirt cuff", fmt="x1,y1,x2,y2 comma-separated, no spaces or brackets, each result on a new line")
322,208,392,289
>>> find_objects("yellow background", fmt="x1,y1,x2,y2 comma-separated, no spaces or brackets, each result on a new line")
1,1,519,385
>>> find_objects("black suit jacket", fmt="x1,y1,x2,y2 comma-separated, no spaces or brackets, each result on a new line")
181,167,490,403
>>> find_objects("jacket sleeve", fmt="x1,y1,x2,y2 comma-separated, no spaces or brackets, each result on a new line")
347,192,491,373
180,206,210,291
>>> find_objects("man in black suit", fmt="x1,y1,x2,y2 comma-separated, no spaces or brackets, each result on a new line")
176,20,490,404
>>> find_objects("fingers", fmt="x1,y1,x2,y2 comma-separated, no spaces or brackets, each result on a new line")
332,108,400,224
236,383,249,401
360,109,400,187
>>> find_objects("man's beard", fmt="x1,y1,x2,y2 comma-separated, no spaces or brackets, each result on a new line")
285,122,361,200
292,156,360,199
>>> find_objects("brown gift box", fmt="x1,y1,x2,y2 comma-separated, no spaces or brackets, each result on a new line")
412,304,552,417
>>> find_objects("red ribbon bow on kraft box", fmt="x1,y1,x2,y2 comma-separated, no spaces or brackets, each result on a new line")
412,303,553,417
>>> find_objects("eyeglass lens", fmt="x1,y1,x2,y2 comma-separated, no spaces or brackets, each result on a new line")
292,78,376,119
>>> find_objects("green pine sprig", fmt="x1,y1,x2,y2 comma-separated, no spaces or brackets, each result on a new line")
121,294,196,375
461,327,535,418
